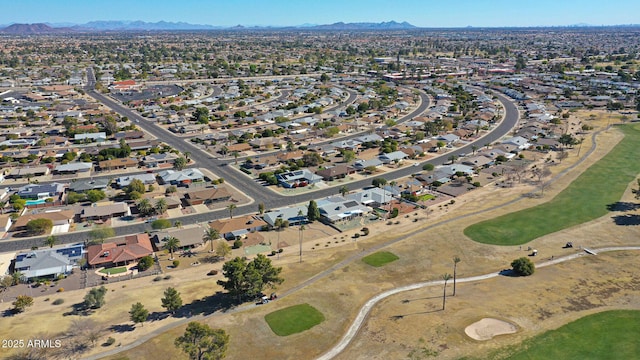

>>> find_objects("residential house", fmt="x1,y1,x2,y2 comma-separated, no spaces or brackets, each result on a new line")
183,186,232,205
68,178,110,193
115,174,156,188
316,196,370,224
262,205,308,227
14,243,85,280
379,151,408,164
157,168,205,186
53,162,93,175
17,183,66,200
315,165,355,181
142,153,179,168
11,210,75,233
209,215,268,240
353,158,383,171
8,166,50,178
346,187,396,208
86,233,154,267
80,202,131,221
74,132,107,143
502,136,531,150
275,169,323,188
153,226,207,250
98,158,139,171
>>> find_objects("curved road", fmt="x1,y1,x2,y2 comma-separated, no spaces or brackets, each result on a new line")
0,76,518,252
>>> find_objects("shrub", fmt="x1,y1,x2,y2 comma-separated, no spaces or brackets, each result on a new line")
57,288,64,292
153,276,163,282
271,250,277,256
511,257,535,276
172,260,180,268
52,299,64,305
164,275,172,280
278,248,283,253
138,255,154,271
353,233,360,239
233,239,243,249
207,270,218,276
361,227,370,236
390,208,399,218
104,337,116,346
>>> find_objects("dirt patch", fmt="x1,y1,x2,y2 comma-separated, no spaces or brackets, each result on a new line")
465,318,518,340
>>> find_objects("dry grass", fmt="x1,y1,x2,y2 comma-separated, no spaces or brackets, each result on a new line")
2,111,639,360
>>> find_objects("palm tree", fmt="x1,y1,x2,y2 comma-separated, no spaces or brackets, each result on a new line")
471,145,478,155
203,227,220,253
442,273,452,310
44,235,57,248
0,201,6,214
155,198,168,215
163,236,181,261
174,220,182,228
453,256,461,296
232,151,239,165
183,151,191,163
299,225,305,263
137,198,153,217
226,204,237,219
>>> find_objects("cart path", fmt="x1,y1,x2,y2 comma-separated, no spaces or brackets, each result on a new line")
315,246,640,360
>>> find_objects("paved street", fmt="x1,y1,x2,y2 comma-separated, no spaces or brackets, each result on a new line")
0,73,518,253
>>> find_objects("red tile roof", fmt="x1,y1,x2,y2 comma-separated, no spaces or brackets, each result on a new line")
87,233,153,266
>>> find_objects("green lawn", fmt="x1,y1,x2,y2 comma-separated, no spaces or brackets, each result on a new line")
264,303,325,336
99,266,128,275
464,123,640,245
492,310,640,360
362,251,400,267
418,193,436,201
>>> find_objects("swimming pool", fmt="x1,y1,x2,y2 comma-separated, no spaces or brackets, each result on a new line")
25,199,46,206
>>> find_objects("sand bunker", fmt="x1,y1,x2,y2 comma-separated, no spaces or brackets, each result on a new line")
465,318,518,340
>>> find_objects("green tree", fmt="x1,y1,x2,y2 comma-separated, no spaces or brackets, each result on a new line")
155,198,168,215
151,219,172,230
173,156,188,171
137,255,154,271
44,235,57,248
12,295,34,313
163,236,181,260
83,286,107,309
339,185,348,197
320,73,330,82
26,218,53,235
307,200,320,222
175,322,229,360
217,255,283,303
86,189,106,203
511,257,535,276
129,302,149,327
203,227,220,253
161,287,183,314
89,227,115,244
258,203,265,215
191,107,210,124
372,177,387,188
422,163,435,171
442,273,452,310
126,178,146,195
341,150,356,163
216,240,232,259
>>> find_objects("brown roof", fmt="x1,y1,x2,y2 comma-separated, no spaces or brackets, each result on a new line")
87,233,153,266
316,165,352,179
80,202,130,219
99,158,138,168
208,215,267,235
184,187,232,202
12,210,75,228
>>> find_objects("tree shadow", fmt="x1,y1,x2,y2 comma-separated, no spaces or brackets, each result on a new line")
612,214,640,226
499,269,518,277
147,311,171,322
401,295,443,303
201,255,223,264
108,324,135,333
2,309,17,317
606,202,640,212
172,291,235,319
390,309,443,320
63,303,94,317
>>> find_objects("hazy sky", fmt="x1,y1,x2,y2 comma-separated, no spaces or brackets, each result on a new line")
3,0,639,27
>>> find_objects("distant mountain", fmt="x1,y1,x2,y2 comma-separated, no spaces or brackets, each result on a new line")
309,21,418,30
77,20,224,31
0,23,73,34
